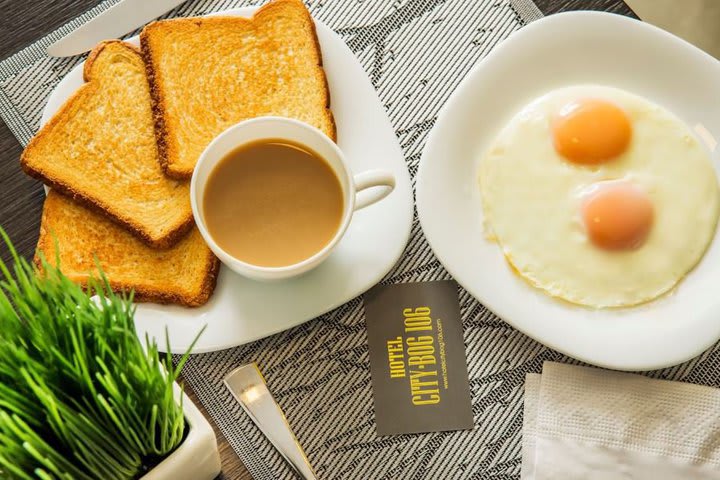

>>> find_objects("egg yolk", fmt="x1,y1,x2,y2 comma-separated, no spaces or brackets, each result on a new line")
552,99,632,164
581,183,654,250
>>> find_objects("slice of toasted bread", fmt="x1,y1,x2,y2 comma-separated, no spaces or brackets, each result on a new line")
141,0,336,179
36,191,219,307
21,41,193,248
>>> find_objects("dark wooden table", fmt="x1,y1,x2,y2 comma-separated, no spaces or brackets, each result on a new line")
0,0,634,478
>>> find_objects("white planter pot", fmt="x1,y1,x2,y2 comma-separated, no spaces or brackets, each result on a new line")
140,385,222,480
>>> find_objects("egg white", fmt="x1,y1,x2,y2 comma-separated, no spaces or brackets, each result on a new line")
478,85,720,307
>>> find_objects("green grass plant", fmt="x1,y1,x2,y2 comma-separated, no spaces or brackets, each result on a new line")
0,230,199,479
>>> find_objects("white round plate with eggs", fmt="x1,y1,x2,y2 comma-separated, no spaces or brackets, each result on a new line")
417,11,720,371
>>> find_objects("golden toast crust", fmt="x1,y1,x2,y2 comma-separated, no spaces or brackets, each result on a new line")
21,40,194,249
141,0,336,179
141,42,173,176
36,191,219,307
20,170,195,250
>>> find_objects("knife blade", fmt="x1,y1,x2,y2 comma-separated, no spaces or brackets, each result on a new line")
47,0,188,57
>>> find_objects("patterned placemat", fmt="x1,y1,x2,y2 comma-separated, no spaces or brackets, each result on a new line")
4,1,720,479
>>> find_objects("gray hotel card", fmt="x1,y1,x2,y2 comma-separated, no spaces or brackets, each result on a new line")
364,280,474,436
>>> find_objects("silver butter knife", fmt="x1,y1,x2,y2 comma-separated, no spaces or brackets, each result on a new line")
224,364,318,480
47,0,188,57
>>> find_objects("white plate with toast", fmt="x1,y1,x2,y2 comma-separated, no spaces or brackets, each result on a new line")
417,12,720,370
42,6,413,353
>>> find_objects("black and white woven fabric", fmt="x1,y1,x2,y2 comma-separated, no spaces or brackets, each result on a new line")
5,1,720,479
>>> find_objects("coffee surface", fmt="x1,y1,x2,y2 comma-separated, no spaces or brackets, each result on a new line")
204,140,344,267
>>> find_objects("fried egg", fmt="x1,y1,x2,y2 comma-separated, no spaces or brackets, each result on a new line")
478,85,720,307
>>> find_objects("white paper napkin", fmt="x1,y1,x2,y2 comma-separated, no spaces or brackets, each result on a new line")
522,362,720,479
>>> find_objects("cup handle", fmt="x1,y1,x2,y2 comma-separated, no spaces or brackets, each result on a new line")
353,170,396,210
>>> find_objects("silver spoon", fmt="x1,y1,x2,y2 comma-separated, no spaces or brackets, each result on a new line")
224,363,318,480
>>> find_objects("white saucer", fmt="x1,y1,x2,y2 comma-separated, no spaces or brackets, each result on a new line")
417,11,720,371
42,7,413,353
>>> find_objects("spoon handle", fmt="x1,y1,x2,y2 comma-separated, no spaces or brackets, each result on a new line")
224,363,318,480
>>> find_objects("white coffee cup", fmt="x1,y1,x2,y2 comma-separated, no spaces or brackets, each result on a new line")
191,116,396,281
